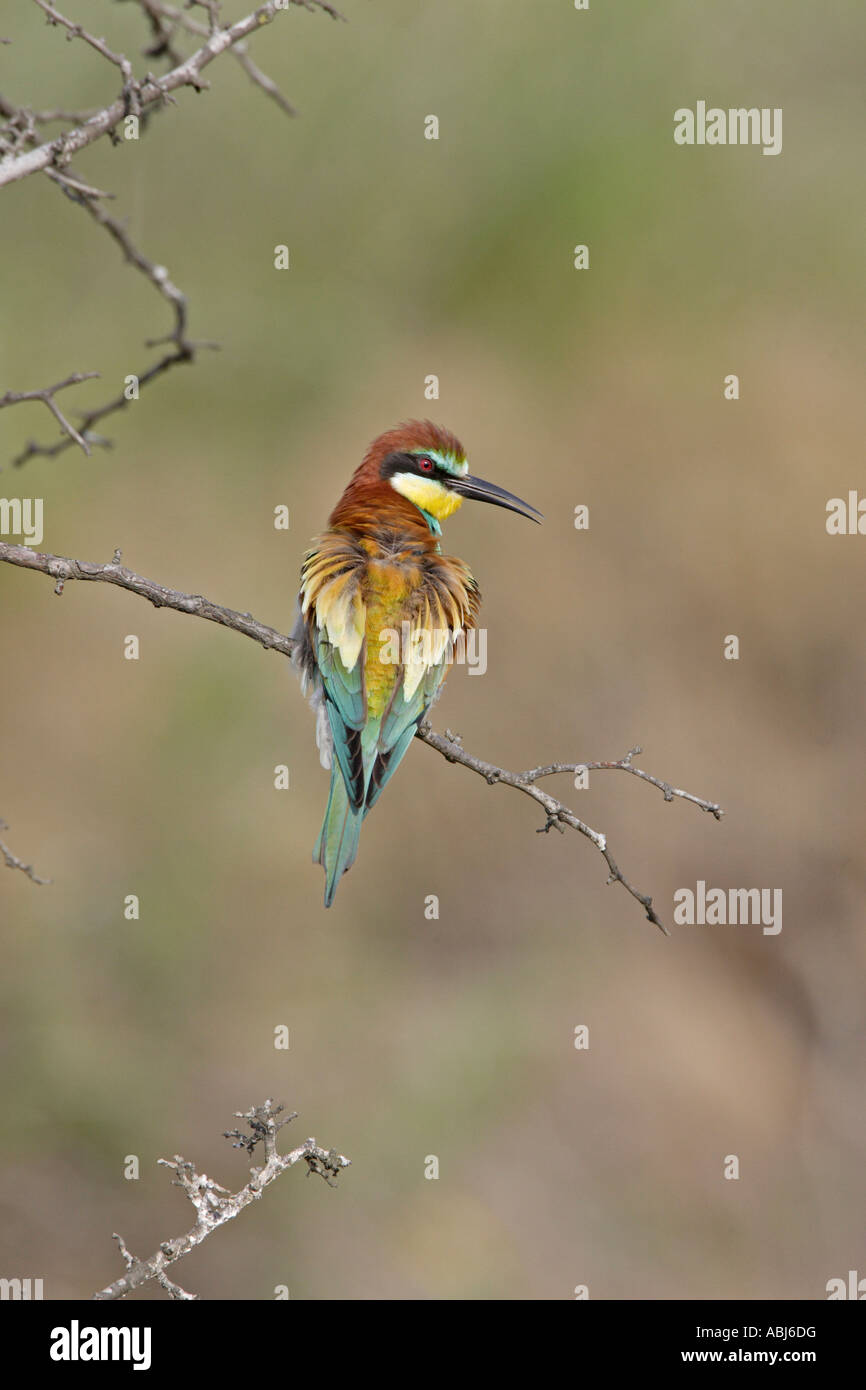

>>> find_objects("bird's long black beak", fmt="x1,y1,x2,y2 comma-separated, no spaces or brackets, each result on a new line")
451,473,543,523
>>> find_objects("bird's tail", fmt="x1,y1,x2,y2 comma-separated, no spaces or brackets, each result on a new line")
314,768,364,908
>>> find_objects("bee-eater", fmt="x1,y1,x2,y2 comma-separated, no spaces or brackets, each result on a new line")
293,421,541,906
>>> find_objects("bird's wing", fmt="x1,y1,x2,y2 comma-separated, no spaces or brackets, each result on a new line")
363,649,450,811
297,538,480,815
297,535,369,809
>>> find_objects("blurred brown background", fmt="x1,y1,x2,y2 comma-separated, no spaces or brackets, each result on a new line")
1,0,864,1299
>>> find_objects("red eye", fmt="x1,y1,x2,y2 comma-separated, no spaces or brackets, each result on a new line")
418,457,434,473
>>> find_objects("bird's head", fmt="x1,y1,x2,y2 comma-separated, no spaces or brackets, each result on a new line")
360,420,542,531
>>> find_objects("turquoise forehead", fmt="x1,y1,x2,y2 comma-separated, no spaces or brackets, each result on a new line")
410,448,468,477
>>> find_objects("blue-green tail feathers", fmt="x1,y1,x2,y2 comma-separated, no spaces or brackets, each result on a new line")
315,767,365,909
310,633,452,905
314,715,423,906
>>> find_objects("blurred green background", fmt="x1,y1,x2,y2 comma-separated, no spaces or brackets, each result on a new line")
1,0,864,1299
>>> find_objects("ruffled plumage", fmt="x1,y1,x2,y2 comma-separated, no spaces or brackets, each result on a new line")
293,424,481,905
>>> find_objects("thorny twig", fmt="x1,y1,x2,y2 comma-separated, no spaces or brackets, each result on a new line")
92,1101,350,1300
0,818,51,884
0,542,295,651
0,0,343,190
6,190,219,469
33,2,139,105
415,728,723,935
0,373,100,461
129,0,302,115
0,541,724,932
0,1,343,464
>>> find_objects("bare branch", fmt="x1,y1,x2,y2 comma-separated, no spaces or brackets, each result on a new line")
0,819,51,885
45,167,113,198
0,372,100,462
8,186,219,468
112,1232,197,1300
0,95,97,128
92,1100,350,1300
0,99,36,159
31,107,98,124
232,46,298,116
518,745,724,819
124,0,297,111
0,99,98,160
32,1,139,107
1,1,339,463
186,0,225,37
0,1,343,191
415,727,724,934
0,542,293,652
0,542,723,931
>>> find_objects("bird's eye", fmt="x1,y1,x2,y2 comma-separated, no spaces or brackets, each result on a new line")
417,456,434,473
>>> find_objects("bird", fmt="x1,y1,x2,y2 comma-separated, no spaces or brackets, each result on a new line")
292,420,542,906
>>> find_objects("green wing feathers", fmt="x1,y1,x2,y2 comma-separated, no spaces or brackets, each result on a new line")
295,531,480,905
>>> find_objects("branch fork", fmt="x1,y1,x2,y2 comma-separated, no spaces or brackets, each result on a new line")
92,1100,350,1300
1,1,342,465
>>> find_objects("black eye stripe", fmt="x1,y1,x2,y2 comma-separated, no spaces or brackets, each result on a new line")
381,450,444,480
